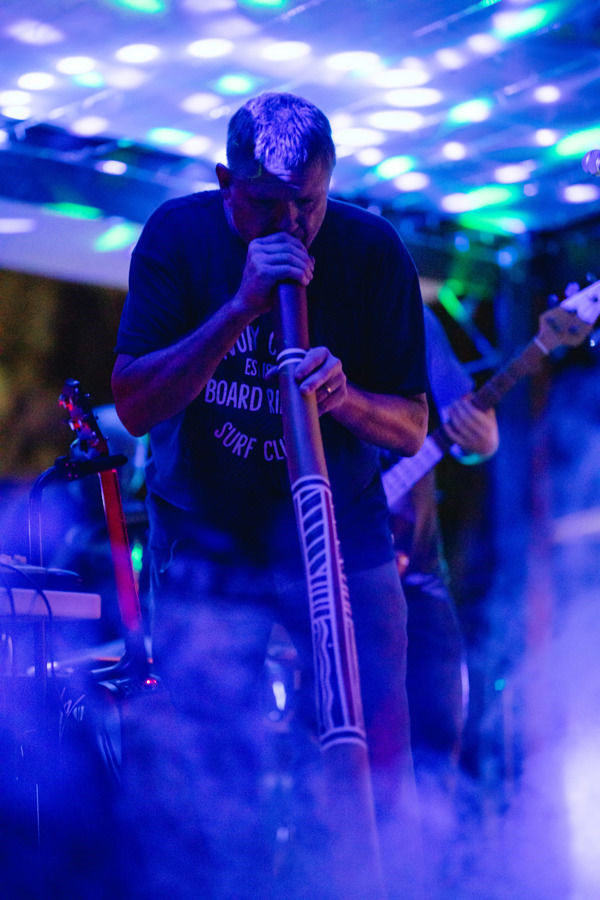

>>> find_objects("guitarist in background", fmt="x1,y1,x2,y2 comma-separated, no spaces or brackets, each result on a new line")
383,304,498,884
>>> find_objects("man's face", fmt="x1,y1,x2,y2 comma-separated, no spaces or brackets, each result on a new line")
216,160,331,248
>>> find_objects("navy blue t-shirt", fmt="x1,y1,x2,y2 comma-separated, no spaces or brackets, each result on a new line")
116,191,426,572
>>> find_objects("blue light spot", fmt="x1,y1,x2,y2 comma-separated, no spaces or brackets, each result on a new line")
497,249,514,268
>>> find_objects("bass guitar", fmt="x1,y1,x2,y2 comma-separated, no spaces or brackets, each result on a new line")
383,280,600,509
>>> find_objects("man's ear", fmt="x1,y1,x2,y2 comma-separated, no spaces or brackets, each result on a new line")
216,163,232,189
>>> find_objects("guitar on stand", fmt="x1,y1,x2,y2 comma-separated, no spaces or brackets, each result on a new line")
383,280,600,513
57,379,152,685
2,382,155,898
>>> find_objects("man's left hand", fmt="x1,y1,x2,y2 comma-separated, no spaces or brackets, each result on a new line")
443,394,499,459
294,346,348,415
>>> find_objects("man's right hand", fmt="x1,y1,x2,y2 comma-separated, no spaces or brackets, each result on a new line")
235,232,315,315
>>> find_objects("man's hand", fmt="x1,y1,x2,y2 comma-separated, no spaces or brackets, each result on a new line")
292,344,427,454
236,233,315,315
442,394,499,460
294,345,348,415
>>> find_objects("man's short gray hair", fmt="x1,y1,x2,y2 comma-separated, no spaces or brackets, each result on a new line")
226,92,336,176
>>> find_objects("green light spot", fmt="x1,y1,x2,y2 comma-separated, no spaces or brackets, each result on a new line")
493,3,558,38
239,0,287,8
94,222,141,252
465,185,515,209
438,283,469,324
107,0,166,13
215,74,257,96
73,71,105,88
458,211,528,235
131,540,144,574
147,127,194,145
448,98,492,124
44,202,103,220
374,156,415,180
555,126,600,158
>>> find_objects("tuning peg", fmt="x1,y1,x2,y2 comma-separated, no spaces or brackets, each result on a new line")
547,293,560,307
589,327,600,349
564,282,580,297
586,273,597,284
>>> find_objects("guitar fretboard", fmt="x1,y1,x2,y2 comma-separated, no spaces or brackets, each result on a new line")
473,341,546,411
382,434,445,506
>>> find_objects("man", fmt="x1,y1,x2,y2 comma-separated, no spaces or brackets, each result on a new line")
112,92,428,899
385,305,499,894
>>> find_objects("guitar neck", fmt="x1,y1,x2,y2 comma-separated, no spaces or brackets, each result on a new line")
98,468,148,676
382,433,447,505
471,338,546,411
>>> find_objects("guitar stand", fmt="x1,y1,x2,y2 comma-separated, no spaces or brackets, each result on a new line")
28,452,128,568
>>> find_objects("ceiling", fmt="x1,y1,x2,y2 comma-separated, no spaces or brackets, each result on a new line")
1,0,600,289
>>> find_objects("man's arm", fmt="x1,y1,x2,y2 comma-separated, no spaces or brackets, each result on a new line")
112,232,315,436
335,386,428,456
112,297,258,436
293,345,428,455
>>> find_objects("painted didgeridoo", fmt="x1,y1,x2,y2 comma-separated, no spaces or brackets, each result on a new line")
275,282,387,900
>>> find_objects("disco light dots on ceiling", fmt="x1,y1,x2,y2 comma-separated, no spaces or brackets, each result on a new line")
372,67,431,88
0,217,36,234
0,0,599,251
56,57,97,75
563,184,600,204
115,43,161,64
261,42,310,62
6,19,64,44
187,39,234,59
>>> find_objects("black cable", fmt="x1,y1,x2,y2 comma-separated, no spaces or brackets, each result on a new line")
0,570,17,677
0,562,56,679
0,571,17,616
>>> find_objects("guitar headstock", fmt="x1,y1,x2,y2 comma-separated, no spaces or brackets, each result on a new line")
58,378,109,458
537,280,600,353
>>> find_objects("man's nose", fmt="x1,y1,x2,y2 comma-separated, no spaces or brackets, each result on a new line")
277,200,300,232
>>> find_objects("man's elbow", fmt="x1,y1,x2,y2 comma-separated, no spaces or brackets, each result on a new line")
111,376,146,438
403,394,428,456
119,412,148,439
111,355,148,437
